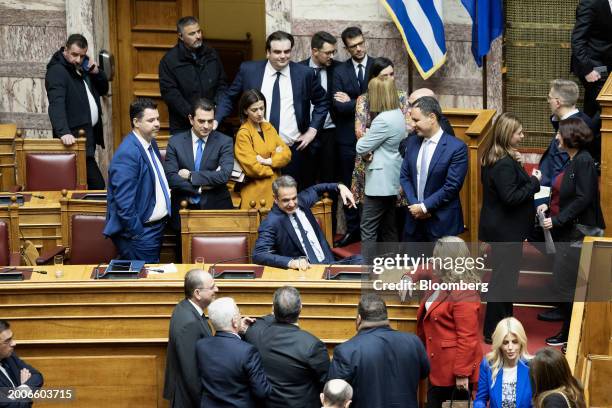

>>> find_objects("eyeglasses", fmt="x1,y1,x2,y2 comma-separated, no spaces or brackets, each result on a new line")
347,40,365,50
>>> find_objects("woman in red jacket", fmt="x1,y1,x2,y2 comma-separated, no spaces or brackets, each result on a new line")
416,236,484,408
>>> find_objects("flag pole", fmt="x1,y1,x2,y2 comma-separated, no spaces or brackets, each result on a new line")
482,54,488,109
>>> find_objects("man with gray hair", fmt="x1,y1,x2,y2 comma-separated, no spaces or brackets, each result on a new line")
253,175,361,270
245,286,329,407
539,79,599,186
196,297,271,407
321,379,353,408
164,269,218,408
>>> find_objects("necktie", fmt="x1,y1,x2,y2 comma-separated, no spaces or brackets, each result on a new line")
269,71,281,132
0,360,16,387
291,214,318,263
148,145,171,216
313,67,322,78
417,140,430,202
191,138,205,205
357,64,364,92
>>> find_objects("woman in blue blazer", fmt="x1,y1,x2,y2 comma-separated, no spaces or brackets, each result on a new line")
475,317,533,408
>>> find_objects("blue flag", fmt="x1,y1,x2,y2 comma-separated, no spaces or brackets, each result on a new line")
461,0,504,67
381,0,447,79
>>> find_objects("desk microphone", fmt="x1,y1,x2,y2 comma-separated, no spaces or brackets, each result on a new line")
209,254,254,276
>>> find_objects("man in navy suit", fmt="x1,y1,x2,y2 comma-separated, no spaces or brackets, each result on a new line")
0,320,44,408
399,96,468,252
164,98,233,229
103,98,171,263
252,175,359,270
331,26,374,248
196,297,271,408
328,294,429,408
215,31,329,189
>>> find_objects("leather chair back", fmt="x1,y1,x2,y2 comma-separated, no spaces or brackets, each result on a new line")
26,153,77,191
190,235,248,264
69,214,118,264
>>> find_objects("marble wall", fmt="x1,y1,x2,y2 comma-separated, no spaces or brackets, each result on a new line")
266,0,502,112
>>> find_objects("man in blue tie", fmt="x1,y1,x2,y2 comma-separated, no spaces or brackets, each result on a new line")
104,98,171,262
164,98,233,223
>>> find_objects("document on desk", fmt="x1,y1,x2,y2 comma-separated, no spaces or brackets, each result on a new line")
148,263,178,274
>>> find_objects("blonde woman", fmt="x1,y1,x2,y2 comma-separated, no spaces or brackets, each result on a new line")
416,236,483,407
479,112,542,342
475,317,533,408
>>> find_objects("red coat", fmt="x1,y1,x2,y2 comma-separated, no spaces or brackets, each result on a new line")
416,289,482,387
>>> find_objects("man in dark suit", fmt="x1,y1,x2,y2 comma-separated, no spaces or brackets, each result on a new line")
571,0,612,118
159,16,228,134
244,286,329,407
331,26,374,247
0,320,44,408
45,33,108,189
215,31,329,189
103,98,171,263
540,79,600,187
399,97,468,254
163,98,233,231
196,297,271,408
252,175,360,270
164,269,217,408
328,294,429,408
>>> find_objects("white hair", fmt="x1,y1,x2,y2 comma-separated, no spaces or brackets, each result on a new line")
208,297,238,331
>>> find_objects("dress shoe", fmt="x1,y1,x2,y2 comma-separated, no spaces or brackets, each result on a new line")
334,232,360,248
538,307,564,322
546,331,568,346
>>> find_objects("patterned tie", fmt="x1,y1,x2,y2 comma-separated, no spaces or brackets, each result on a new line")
357,63,364,92
191,138,205,205
291,214,318,263
417,140,430,202
148,145,171,216
269,71,281,132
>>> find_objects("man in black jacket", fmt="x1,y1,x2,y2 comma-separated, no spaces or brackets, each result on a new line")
45,33,108,189
159,16,228,133
244,286,329,408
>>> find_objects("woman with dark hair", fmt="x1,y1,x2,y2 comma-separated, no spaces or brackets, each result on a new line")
530,348,586,408
351,57,412,239
479,113,542,342
538,117,605,347
234,89,291,209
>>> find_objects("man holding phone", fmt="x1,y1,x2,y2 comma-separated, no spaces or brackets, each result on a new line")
45,33,109,189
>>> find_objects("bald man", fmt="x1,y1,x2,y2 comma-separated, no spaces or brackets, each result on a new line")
399,88,455,158
321,379,353,408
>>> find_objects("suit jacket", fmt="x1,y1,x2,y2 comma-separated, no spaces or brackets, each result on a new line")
331,57,374,147
0,354,44,408
103,132,164,238
252,183,337,268
571,0,612,78
298,57,340,124
479,155,540,242
416,290,482,387
539,111,596,186
215,60,329,134
355,108,406,196
474,358,533,408
399,132,468,238
328,325,429,408
196,331,271,408
398,115,455,158
163,130,234,229
163,299,213,408
244,314,329,408
552,149,605,240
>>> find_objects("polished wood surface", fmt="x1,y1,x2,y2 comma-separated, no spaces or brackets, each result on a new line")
0,264,415,408
0,123,17,191
597,75,612,237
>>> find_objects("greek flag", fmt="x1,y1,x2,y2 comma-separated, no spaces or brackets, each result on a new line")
380,0,446,79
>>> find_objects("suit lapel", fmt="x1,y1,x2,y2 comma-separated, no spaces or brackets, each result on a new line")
184,299,212,336
516,361,528,406
131,132,156,187
289,62,302,121
199,133,215,171
424,290,449,319
426,133,447,180
281,212,306,256
255,61,266,90
410,137,423,188
182,132,196,170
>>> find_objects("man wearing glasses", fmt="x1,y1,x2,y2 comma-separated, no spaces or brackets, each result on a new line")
331,26,374,248
163,269,218,408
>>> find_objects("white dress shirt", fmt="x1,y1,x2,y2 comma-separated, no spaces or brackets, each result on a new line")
261,62,300,145
188,299,204,317
289,209,325,262
0,363,15,388
415,127,443,212
352,55,369,79
83,80,99,126
134,132,170,222
308,58,334,129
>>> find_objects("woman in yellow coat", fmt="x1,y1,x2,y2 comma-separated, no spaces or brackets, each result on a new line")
234,89,291,209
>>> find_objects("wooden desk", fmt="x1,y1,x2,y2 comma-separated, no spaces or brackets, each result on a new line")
15,191,64,253
0,264,417,408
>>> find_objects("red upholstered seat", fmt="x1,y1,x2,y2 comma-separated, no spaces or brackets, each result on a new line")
190,235,248,264
0,221,9,266
26,153,77,191
69,214,118,264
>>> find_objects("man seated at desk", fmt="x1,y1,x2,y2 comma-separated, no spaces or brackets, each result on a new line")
253,175,362,269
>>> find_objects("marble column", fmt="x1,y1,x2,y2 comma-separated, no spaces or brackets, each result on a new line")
266,0,291,35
